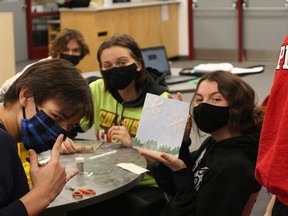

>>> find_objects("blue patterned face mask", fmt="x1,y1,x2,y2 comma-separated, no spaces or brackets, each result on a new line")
21,107,67,153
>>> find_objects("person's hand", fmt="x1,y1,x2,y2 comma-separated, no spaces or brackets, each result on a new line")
137,149,159,165
108,125,133,147
20,134,79,215
167,92,183,101
60,137,80,154
29,134,79,200
138,149,186,172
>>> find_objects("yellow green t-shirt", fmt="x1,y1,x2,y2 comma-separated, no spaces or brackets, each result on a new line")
80,79,169,187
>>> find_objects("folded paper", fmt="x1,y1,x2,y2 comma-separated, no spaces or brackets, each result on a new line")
116,163,149,174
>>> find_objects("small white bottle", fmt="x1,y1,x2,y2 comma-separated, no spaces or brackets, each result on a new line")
75,157,85,173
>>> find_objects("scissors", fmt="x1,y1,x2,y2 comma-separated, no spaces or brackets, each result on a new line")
65,186,96,198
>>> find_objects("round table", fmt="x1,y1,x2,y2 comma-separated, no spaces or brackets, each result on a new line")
40,142,147,215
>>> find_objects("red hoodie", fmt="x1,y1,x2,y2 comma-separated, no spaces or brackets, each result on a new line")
255,35,288,205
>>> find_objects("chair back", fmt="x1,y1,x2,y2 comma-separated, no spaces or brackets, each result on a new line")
241,192,259,216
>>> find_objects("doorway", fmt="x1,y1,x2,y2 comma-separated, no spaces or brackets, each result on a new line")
25,0,59,59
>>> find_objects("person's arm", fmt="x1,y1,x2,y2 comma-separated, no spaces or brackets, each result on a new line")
178,138,193,168
264,195,276,216
0,200,28,216
139,149,186,196
21,134,78,215
0,132,30,215
161,168,197,215
150,161,176,196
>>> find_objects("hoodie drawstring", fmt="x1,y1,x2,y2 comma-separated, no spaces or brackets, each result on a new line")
114,102,126,126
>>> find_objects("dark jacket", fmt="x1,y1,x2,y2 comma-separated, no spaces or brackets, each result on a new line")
151,133,262,216
0,126,29,216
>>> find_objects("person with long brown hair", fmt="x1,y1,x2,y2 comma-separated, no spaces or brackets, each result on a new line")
139,70,265,215
76,33,169,216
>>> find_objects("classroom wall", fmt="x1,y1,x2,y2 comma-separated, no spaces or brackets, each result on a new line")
185,0,288,61
4,0,288,62
178,0,189,57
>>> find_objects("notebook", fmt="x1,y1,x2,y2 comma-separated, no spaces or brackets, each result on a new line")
141,46,195,85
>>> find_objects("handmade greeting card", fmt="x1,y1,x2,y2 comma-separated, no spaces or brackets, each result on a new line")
134,93,190,155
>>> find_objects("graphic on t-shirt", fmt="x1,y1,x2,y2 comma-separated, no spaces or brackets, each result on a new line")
98,109,140,142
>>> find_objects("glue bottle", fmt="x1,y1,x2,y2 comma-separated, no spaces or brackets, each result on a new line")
75,157,85,172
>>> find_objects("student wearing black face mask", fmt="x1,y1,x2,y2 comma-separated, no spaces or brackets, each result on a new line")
138,71,266,216
73,33,169,215
80,33,169,146
0,28,90,100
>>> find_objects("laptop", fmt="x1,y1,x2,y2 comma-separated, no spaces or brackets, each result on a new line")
141,46,195,85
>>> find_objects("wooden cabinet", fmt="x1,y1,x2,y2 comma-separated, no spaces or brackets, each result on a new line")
60,1,179,72
0,13,15,85
47,19,60,44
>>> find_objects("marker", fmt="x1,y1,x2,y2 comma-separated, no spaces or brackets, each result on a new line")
89,150,117,160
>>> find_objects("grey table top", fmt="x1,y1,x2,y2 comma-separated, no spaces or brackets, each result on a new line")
40,142,147,215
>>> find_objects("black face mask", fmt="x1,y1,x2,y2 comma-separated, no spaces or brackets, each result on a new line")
101,63,137,90
193,103,230,133
60,54,81,66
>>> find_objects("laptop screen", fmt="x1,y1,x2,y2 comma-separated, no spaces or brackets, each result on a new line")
141,46,171,75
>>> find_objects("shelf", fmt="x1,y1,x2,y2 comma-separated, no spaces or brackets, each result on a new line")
47,19,60,44
31,11,59,18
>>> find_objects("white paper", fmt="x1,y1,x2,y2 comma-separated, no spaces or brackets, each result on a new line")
231,66,264,74
134,93,190,155
193,63,233,73
191,63,264,75
117,163,149,174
